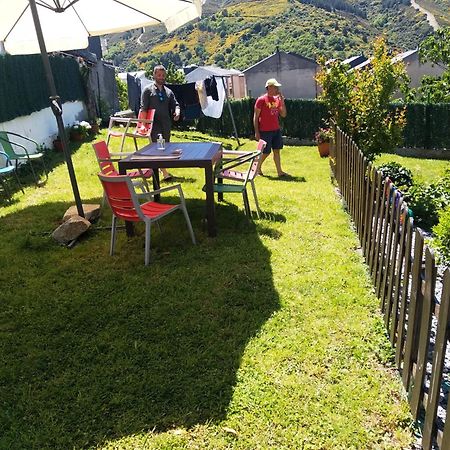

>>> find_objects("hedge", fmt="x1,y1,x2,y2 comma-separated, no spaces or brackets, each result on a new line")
191,98,450,148
0,54,86,123
195,98,329,141
401,103,450,149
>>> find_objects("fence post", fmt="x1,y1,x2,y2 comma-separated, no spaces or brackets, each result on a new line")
359,157,368,244
402,230,424,391
409,247,436,419
369,172,383,275
378,183,396,304
384,195,403,329
373,179,389,287
395,216,414,369
389,205,406,344
422,269,450,449
363,165,375,261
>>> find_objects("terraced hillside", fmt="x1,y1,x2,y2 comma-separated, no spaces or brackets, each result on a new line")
103,0,448,71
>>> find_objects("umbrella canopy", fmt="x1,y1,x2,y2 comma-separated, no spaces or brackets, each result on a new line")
0,0,205,217
0,0,204,55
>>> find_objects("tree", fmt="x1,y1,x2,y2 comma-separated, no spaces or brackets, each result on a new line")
417,27,450,103
419,27,450,67
165,62,186,84
116,76,128,111
317,38,408,160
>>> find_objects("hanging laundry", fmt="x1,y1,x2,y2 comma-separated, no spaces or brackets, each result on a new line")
204,76,219,100
202,77,225,119
195,80,208,109
167,82,202,120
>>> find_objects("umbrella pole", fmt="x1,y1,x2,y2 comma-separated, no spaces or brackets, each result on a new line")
28,0,85,218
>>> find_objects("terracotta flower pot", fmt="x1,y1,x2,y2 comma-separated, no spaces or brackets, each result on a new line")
318,142,330,157
53,139,63,151
70,131,84,142
90,123,100,134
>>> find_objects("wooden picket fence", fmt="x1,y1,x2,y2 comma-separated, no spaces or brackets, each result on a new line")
331,125,450,449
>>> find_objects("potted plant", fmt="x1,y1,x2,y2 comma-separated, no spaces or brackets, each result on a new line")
90,117,102,135
53,137,64,151
315,127,334,157
70,120,92,141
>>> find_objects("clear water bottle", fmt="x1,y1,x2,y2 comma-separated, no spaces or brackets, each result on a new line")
157,133,165,150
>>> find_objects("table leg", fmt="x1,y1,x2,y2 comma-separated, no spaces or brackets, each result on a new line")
216,160,223,202
153,169,160,202
119,165,135,237
204,164,217,237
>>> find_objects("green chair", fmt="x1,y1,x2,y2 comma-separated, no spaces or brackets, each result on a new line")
0,131,48,186
0,151,24,202
206,145,263,218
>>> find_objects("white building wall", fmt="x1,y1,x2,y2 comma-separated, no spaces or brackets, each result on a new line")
0,101,87,153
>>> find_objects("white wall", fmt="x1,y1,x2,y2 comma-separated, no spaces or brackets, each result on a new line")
0,101,87,153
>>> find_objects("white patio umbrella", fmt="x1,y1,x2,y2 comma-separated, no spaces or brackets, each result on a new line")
0,0,205,216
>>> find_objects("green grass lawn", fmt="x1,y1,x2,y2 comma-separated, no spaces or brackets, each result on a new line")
375,152,450,184
0,131,413,449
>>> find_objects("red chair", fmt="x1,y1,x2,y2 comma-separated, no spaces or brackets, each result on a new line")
106,109,155,152
93,140,153,194
98,173,196,265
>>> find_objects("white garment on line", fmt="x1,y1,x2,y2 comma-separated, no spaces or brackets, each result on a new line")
201,76,225,119
195,80,208,109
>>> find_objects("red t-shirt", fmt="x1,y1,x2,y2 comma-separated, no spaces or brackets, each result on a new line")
255,94,282,132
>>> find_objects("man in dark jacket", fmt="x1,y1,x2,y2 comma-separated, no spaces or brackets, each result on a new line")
140,65,181,180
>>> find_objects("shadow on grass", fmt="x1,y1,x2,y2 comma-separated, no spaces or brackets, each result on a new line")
163,175,197,184
0,197,280,448
1,137,90,199
264,174,306,182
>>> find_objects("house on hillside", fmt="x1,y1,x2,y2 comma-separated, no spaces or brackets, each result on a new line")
243,50,320,99
342,55,367,69
350,58,372,71
391,49,445,89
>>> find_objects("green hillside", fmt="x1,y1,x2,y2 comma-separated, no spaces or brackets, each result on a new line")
103,0,448,71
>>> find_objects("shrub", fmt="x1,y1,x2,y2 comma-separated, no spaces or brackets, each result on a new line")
406,181,450,230
377,161,413,192
317,38,409,161
433,206,450,263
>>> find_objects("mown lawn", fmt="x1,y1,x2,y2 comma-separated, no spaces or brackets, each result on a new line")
0,130,413,449
375,152,450,184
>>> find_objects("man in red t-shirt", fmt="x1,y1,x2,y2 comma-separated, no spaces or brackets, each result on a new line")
253,78,288,177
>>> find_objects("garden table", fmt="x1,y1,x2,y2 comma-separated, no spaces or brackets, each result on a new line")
118,141,222,237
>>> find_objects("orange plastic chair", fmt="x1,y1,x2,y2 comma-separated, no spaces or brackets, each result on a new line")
106,109,155,152
93,140,153,194
216,139,266,218
98,173,196,265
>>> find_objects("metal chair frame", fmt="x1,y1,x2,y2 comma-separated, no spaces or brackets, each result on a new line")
0,150,24,202
98,173,196,265
0,131,48,186
106,111,155,153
